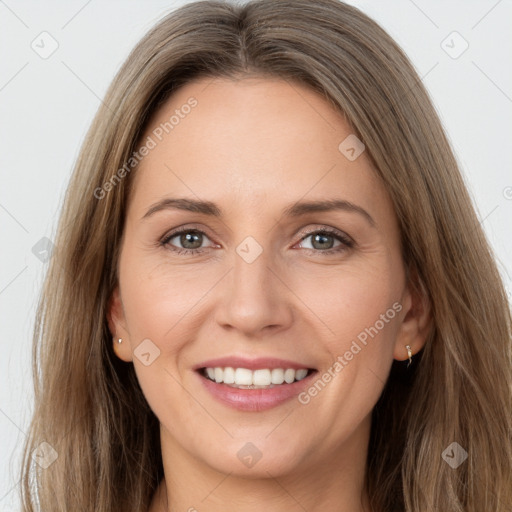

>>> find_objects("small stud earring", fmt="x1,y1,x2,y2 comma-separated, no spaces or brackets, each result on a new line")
405,345,413,367
117,338,122,344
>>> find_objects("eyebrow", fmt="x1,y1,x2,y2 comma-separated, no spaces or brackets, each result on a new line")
141,197,375,227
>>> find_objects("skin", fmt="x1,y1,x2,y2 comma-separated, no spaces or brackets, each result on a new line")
108,76,430,512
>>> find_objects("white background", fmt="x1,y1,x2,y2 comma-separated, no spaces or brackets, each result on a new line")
1,0,511,509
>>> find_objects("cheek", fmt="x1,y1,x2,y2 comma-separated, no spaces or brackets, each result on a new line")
120,262,201,421
118,254,225,409
120,248,217,341
287,258,403,422
289,257,402,350
293,273,401,440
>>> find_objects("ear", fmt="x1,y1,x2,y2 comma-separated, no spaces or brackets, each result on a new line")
393,270,431,361
107,285,133,362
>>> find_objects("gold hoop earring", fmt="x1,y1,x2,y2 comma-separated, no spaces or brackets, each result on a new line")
406,345,412,367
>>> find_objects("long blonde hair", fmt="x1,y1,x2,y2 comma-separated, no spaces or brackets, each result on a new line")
20,1,512,511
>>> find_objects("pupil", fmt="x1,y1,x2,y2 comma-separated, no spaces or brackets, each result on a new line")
181,232,202,249
313,233,333,250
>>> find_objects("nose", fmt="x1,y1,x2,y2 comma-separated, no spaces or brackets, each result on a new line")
214,241,294,338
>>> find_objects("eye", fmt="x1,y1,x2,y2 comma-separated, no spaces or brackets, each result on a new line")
160,228,215,255
159,226,354,256
296,228,354,255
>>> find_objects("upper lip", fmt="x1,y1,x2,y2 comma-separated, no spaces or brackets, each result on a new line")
193,356,316,371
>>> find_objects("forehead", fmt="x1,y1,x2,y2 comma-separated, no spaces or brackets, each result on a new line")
129,76,391,222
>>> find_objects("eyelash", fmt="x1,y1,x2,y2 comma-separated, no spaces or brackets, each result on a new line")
159,226,354,256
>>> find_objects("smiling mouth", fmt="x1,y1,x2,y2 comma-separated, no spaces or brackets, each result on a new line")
199,367,317,389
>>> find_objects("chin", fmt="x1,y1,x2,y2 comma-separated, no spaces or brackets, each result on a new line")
198,437,307,478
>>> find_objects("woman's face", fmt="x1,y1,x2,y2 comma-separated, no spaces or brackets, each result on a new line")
110,76,422,478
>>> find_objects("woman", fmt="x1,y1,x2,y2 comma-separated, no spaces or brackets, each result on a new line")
20,1,511,511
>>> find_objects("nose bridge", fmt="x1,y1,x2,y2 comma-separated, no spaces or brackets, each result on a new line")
215,233,292,335
231,235,274,308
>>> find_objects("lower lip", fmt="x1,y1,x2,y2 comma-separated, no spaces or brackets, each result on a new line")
196,370,316,412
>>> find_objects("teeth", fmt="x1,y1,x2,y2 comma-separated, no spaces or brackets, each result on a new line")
202,367,310,387
284,369,295,383
223,366,235,384
234,368,253,385
271,368,285,384
295,369,308,380
253,369,271,386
